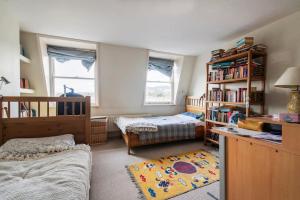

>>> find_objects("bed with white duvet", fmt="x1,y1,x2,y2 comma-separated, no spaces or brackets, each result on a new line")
0,134,92,200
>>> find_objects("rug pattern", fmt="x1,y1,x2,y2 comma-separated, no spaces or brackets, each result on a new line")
127,150,219,200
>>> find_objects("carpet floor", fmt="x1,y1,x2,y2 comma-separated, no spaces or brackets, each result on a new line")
90,138,220,200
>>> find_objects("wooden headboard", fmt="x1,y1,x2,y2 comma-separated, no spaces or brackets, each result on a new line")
0,96,91,145
185,95,206,113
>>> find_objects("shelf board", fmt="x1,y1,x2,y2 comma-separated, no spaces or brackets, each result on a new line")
207,76,264,84
20,88,35,94
20,55,31,64
206,101,246,105
206,138,219,145
207,50,266,65
206,119,228,126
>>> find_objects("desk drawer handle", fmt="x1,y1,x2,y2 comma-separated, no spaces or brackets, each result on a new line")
275,149,279,153
250,142,253,145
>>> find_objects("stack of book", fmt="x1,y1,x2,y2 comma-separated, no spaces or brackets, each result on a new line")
236,37,254,53
236,57,248,66
208,88,248,102
210,49,225,62
250,91,264,103
208,65,248,81
222,48,237,57
252,44,267,54
212,61,235,70
208,133,219,141
252,61,264,77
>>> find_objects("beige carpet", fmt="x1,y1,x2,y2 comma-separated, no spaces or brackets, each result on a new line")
90,138,220,200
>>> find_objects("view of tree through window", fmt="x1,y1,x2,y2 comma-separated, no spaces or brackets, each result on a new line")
145,62,174,104
51,59,96,104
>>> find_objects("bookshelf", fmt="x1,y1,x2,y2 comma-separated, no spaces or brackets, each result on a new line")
205,49,267,145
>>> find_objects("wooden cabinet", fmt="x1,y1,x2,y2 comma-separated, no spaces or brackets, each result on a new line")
271,149,300,200
223,121,300,200
90,116,108,145
227,138,273,200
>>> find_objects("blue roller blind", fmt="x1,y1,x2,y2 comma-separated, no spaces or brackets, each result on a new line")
148,57,174,77
47,45,96,71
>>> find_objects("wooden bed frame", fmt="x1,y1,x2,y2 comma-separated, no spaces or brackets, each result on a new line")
123,95,206,154
0,96,91,145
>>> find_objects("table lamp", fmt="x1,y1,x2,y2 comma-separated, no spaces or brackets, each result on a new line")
274,67,300,113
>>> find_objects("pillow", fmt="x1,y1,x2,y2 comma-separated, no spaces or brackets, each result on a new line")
0,134,75,154
237,120,264,131
181,112,205,121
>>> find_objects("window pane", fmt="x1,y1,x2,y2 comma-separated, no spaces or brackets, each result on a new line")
147,69,171,82
145,82,172,103
54,78,95,104
54,59,95,78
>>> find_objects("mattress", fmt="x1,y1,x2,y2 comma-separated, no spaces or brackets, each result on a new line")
0,145,92,200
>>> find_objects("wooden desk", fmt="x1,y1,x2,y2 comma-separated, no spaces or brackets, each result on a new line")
212,118,300,200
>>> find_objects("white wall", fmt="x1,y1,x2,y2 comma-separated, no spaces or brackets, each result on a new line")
20,32,46,96
19,34,196,116
92,43,196,116
189,11,300,114
0,1,20,96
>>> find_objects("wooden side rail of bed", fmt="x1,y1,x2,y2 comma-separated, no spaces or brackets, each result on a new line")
124,95,206,154
0,96,91,145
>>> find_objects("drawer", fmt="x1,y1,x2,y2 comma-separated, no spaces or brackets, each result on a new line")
91,126,107,134
91,134,107,145
91,121,107,127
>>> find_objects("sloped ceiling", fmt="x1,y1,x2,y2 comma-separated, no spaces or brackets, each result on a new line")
7,0,300,55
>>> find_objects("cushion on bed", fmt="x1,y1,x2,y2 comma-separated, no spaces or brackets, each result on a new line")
0,134,75,154
181,112,205,121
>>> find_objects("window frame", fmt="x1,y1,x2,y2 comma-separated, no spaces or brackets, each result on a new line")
144,57,175,105
49,57,98,106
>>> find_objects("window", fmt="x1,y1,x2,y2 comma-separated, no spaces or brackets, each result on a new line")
145,57,175,104
50,58,96,104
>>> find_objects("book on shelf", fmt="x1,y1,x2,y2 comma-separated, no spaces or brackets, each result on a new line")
207,106,245,124
222,48,237,57
208,65,248,81
207,133,219,141
208,88,247,102
208,35,267,62
236,37,254,48
208,88,263,103
210,49,225,62
208,57,264,82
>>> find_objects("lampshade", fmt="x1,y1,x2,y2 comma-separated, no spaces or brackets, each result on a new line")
274,67,300,88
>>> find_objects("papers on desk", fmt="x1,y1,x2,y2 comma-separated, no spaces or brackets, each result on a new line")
213,127,282,143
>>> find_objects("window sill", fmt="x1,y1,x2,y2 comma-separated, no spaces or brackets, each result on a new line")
144,103,176,106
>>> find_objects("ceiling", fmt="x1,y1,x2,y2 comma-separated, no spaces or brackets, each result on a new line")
7,0,300,55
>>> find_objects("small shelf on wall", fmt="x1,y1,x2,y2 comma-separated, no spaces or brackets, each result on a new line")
20,88,35,94
20,55,31,64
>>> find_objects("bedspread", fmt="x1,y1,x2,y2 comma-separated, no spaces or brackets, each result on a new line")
115,114,204,143
0,147,92,200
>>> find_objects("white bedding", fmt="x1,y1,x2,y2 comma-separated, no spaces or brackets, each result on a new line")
115,114,204,134
0,143,92,200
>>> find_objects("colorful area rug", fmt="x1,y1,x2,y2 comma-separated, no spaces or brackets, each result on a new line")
126,150,219,200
